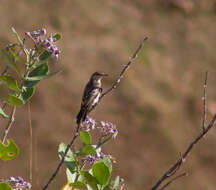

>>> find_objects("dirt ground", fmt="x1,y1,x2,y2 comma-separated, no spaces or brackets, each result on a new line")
1,0,216,190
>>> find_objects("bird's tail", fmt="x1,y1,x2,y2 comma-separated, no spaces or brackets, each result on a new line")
76,107,87,124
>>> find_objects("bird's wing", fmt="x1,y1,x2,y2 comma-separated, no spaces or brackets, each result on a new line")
82,88,101,107
81,84,101,107
81,82,92,106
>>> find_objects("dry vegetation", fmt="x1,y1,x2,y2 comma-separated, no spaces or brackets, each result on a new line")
1,0,216,190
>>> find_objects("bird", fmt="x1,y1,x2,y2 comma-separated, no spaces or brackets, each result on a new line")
76,72,108,124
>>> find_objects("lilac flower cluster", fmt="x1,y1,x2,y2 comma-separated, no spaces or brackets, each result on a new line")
25,28,60,60
81,117,96,131
98,121,118,138
82,152,105,165
1,177,31,190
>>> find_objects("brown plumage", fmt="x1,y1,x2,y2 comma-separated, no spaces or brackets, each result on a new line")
76,72,108,124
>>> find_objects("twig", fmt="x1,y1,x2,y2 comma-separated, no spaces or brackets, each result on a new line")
202,71,208,132
42,37,148,190
101,37,148,98
2,106,16,144
150,114,216,190
28,102,33,183
158,173,187,190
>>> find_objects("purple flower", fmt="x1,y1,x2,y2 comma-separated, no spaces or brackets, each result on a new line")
1,176,31,190
81,117,96,131
82,152,105,165
25,28,60,60
98,121,118,138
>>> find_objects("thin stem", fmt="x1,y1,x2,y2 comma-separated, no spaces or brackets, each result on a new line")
2,106,16,144
28,101,33,183
102,37,148,98
202,71,208,132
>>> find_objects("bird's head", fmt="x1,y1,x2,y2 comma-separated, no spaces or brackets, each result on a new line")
91,72,108,81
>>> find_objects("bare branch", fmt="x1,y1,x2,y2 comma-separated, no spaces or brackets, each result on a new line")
2,106,16,144
42,37,148,190
101,37,148,98
150,114,216,190
202,71,208,132
158,173,187,190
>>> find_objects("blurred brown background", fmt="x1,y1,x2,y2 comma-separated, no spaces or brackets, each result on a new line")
1,0,216,189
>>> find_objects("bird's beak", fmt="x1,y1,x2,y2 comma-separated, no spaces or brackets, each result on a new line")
101,73,108,77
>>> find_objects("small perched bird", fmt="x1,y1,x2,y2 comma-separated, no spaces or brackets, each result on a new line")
76,72,108,124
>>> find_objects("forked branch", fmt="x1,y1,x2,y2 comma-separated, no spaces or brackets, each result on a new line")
150,114,216,190
150,72,216,190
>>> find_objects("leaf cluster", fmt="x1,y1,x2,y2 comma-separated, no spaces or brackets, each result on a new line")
59,129,123,190
0,27,61,189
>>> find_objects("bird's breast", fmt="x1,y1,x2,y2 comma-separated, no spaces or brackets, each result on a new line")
92,91,101,106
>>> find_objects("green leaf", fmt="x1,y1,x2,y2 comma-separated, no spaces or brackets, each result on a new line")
92,161,110,185
21,87,35,103
0,182,12,190
26,70,62,81
58,143,75,161
69,181,86,189
24,63,49,88
1,49,22,77
7,94,24,106
81,145,96,156
29,63,49,77
0,75,21,92
112,176,120,189
80,131,92,145
0,107,8,118
66,168,84,184
0,139,19,161
102,157,112,172
58,143,77,173
80,171,99,190
39,50,52,61
53,33,61,41
65,161,77,173
11,27,24,46
66,168,76,182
